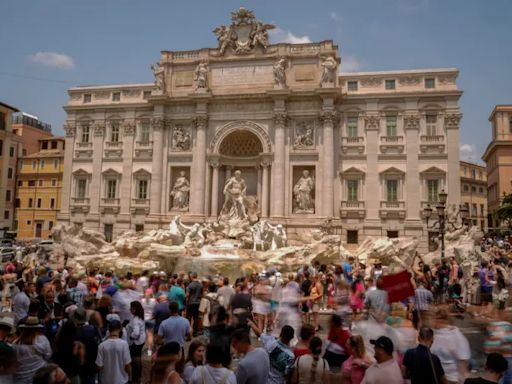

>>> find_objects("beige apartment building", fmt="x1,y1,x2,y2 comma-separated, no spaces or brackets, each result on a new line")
483,105,512,230
58,8,462,248
460,161,487,231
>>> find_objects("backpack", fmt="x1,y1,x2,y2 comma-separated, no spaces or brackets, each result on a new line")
206,295,221,323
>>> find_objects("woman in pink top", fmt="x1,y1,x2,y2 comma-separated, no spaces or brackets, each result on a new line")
341,335,374,384
350,277,365,314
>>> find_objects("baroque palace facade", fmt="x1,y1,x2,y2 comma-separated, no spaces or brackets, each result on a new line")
59,8,462,246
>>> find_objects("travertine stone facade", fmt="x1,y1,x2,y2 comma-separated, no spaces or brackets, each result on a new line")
58,9,462,248
483,105,512,230
460,161,487,232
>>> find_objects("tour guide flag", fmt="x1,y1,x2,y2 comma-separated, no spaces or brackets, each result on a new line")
381,271,415,303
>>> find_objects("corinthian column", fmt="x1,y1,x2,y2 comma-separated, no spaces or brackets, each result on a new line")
320,111,336,217
271,112,287,218
261,160,270,218
404,114,421,220
190,115,208,215
210,160,220,217
445,113,462,207
149,117,164,215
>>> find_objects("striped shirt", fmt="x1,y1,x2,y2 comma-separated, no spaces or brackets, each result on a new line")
413,287,433,311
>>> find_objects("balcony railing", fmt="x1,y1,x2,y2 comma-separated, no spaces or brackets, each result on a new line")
135,140,153,147
342,137,364,144
101,198,120,205
76,141,92,148
341,201,365,209
72,197,90,205
132,198,150,206
380,201,405,209
105,141,123,148
380,136,404,143
420,135,444,143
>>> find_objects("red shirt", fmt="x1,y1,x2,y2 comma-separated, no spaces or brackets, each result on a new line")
328,327,350,350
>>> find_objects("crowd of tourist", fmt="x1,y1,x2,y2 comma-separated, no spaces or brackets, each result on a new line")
1,237,512,384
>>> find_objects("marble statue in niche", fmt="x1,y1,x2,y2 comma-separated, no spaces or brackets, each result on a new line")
171,125,191,151
294,121,314,149
194,62,209,90
293,170,315,213
170,171,190,210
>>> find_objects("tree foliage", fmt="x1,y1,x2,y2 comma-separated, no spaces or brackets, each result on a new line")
495,192,512,228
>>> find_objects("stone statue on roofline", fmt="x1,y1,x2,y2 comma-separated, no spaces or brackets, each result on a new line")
151,62,165,92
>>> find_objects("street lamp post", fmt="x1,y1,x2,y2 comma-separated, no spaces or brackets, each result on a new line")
423,190,469,260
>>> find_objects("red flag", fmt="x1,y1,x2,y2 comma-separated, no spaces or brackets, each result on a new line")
381,271,415,303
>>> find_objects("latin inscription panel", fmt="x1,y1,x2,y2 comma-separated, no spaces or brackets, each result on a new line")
211,65,273,86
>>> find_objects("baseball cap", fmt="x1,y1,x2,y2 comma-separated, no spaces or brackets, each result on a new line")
370,336,394,355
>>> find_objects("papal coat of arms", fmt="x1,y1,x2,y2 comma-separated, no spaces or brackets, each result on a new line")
213,7,275,55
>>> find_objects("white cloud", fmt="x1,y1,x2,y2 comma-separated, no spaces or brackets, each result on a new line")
269,28,311,44
28,51,75,69
341,55,365,73
460,143,482,163
330,11,340,22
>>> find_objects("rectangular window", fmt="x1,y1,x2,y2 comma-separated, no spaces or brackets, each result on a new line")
509,116,512,133
385,79,396,90
143,91,151,100
17,180,22,187
7,168,13,179
51,141,58,149
9,146,14,157
5,190,11,202
76,179,87,198
0,140,3,156
347,230,358,244
386,116,397,137
387,230,399,238
137,179,148,199
386,179,398,202
40,160,45,169
4,211,9,220
106,179,117,199
347,81,358,91
140,122,150,142
135,224,144,232
28,180,36,187
27,220,31,225
463,184,469,192
81,125,90,143
110,122,120,143
15,198,20,208
83,94,92,103
0,112,4,130
52,179,57,187
472,204,477,217
42,141,48,150
112,92,121,102
426,115,437,136
54,159,59,169
38,180,43,187
28,198,33,208
427,179,439,203
346,117,358,138
50,198,55,209
425,78,435,89
104,224,114,243
32,160,37,169
479,187,484,194
347,180,358,202
37,198,42,208
471,186,476,193
480,204,485,215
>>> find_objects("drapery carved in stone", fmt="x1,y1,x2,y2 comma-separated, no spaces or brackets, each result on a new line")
93,122,105,136
64,123,76,137
403,114,420,130
151,117,165,131
444,113,462,128
363,115,380,130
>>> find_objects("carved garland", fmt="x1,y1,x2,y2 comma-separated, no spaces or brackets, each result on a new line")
363,115,380,130
151,117,165,131
64,123,76,137
93,122,105,136
444,113,462,128
193,115,209,128
403,115,420,130
273,112,288,127
209,120,272,153
123,121,136,136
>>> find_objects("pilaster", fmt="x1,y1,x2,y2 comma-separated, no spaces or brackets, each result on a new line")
363,114,380,220
404,114,421,220
120,121,135,216
445,112,462,208
149,117,164,217
89,121,105,216
59,122,76,219
190,115,208,215
320,110,337,217
271,112,287,218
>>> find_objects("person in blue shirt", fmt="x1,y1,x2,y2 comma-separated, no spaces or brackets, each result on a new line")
343,257,355,284
168,279,186,314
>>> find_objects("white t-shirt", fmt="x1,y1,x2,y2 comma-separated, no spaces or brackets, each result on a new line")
431,326,471,382
189,365,236,384
96,338,132,384
294,355,330,384
361,358,403,384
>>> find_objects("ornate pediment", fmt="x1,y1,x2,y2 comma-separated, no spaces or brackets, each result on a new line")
212,7,275,56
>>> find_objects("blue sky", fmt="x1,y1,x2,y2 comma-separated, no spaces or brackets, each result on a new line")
1,0,511,163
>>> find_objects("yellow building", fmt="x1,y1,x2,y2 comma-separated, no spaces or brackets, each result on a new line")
16,138,65,239
460,161,487,231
